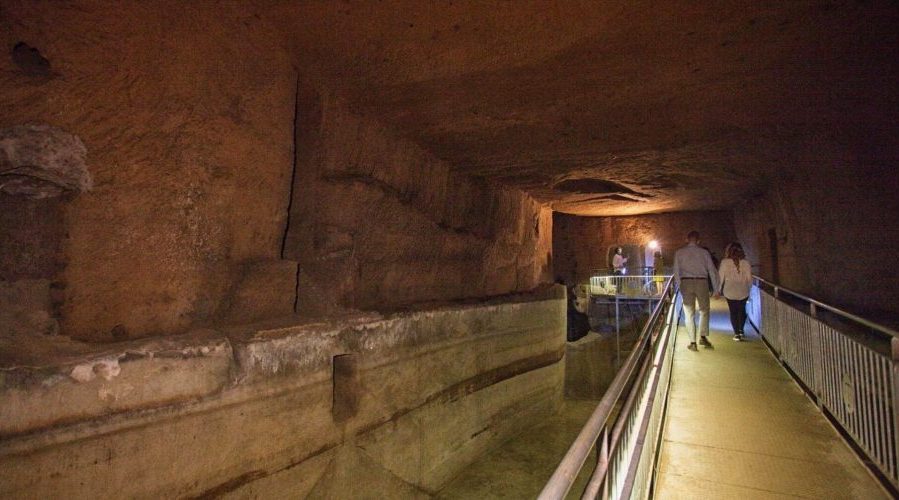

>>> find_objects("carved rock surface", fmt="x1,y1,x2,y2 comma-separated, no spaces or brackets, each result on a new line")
0,124,91,198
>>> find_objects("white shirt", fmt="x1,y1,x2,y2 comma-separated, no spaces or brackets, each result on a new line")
718,258,752,300
673,242,720,291
612,254,627,270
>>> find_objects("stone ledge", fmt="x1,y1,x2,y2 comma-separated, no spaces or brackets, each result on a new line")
0,285,565,440
0,329,232,438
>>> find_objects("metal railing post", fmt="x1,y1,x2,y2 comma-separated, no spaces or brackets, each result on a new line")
809,301,823,407
892,337,899,476
599,428,609,500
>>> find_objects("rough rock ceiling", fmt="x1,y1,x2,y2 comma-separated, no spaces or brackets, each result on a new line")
287,0,897,215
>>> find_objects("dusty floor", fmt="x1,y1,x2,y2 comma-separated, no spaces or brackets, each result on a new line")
656,301,888,499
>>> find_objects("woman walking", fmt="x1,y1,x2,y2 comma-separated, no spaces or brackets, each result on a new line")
717,242,753,341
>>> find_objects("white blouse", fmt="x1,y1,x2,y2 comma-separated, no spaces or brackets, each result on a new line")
717,258,753,300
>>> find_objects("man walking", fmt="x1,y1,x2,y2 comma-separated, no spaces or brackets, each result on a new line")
673,231,720,351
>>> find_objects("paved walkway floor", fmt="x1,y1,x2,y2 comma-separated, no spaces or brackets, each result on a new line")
656,300,888,499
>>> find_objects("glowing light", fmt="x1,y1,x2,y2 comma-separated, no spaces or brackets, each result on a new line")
648,240,659,249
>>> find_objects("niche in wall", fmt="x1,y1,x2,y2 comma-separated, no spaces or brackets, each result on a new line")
0,124,91,338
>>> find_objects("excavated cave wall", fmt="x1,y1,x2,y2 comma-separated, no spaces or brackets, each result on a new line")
734,165,899,322
553,211,737,285
282,89,552,315
0,3,552,341
1,3,298,341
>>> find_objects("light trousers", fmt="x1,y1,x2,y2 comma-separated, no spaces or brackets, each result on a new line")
680,279,710,343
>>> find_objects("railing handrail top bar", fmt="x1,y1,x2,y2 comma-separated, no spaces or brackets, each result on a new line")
538,277,676,499
753,275,899,338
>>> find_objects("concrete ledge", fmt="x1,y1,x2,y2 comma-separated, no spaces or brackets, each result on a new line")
0,330,232,437
0,285,566,498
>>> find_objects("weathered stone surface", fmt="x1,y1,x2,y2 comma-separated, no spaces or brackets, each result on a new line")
0,279,58,337
0,288,565,498
282,93,553,314
0,329,232,437
219,259,298,326
0,124,90,198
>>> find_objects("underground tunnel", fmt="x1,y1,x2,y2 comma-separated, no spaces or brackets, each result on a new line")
1,1,898,498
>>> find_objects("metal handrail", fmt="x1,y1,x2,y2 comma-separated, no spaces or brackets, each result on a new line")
588,275,672,298
538,277,679,499
753,276,899,338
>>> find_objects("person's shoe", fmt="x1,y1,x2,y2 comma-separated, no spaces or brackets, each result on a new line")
699,336,713,348
687,342,698,351
732,334,741,341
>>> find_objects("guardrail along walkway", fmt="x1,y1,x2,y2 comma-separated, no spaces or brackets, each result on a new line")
655,301,887,498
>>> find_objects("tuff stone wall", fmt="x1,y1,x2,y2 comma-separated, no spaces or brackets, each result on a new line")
0,3,551,342
734,164,899,323
1,3,298,341
283,90,552,315
0,287,566,499
553,211,736,285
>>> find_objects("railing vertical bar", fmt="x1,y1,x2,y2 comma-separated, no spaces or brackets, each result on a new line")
893,337,899,486
863,344,875,458
859,345,870,458
886,356,897,481
879,353,889,475
843,335,855,439
852,342,868,458
850,338,860,441
833,331,844,423
880,354,893,478
828,329,838,413
865,348,876,461
872,350,884,469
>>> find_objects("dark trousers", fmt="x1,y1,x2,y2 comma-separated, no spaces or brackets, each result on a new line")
726,298,748,334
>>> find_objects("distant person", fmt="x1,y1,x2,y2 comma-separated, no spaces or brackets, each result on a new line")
612,247,628,275
716,242,753,341
673,231,720,351
652,251,665,294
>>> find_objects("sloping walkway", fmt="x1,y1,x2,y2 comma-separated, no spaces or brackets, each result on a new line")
656,301,888,499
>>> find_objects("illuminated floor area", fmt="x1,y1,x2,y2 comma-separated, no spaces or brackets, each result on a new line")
436,399,598,499
655,301,888,499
